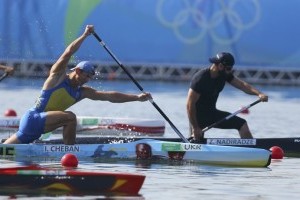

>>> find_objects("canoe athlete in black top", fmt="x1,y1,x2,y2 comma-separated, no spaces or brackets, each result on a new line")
187,52,268,142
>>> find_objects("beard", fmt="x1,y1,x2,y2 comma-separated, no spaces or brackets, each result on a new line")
218,69,226,77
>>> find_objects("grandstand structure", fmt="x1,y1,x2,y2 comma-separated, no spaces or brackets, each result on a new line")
1,1,300,87
2,60,300,86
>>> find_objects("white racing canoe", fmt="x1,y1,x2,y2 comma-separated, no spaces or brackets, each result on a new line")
0,139,271,167
0,116,165,136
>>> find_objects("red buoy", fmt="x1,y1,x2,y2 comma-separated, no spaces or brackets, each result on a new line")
269,146,284,159
61,153,79,167
4,109,17,117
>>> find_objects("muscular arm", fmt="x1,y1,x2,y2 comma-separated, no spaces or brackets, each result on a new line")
187,88,203,140
43,25,94,90
81,87,151,102
187,88,199,129
229,77,268,102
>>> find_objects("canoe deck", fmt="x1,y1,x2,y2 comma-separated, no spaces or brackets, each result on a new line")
0,139,271,168
38,136,299,158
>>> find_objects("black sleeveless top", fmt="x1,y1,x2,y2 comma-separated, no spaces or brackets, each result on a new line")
190,67,234,110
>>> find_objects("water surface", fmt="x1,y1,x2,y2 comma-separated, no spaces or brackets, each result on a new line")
0,78,299,199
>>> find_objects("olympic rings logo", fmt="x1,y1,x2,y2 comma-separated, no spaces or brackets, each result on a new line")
156,0,261,44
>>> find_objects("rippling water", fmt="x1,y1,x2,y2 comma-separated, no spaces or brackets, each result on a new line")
0,78,300,199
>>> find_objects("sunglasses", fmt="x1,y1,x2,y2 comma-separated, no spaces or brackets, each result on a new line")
79,69,95,78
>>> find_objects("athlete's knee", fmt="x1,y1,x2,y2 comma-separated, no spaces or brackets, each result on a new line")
238,122,253,138
3,134,21,144
237,120,247,130
242,122,249,129
65,111,77,122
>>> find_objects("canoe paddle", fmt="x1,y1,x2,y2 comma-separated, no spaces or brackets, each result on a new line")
0,72,8,82
202,99,262,133
92,32,189,143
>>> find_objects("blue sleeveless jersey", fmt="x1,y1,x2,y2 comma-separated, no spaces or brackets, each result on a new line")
34,78,82,112
17,78,83,143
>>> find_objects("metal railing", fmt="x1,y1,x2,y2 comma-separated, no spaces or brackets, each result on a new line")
1,60,300,85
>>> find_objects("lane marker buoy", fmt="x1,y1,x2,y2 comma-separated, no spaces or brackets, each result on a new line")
4,109,17,117
269,146,284,159
61,153,79,167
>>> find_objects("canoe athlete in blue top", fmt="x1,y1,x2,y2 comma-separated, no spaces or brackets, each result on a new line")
187,52,268,143
4,25,152,144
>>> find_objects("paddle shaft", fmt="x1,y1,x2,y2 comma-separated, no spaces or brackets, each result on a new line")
202,99,261,132
0,72,8,82
92,32,189,143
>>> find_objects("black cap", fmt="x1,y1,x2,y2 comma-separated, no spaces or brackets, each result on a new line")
209,52,235,67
